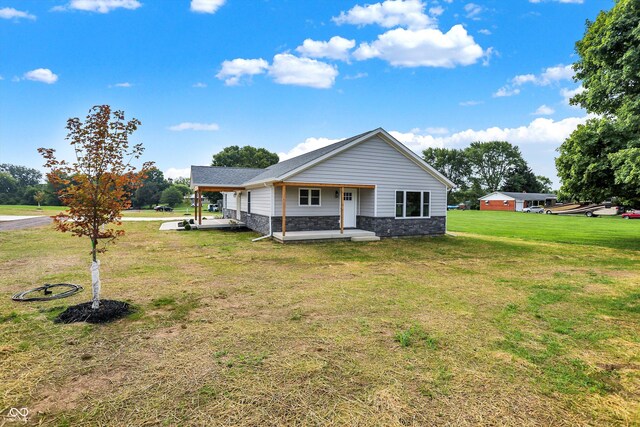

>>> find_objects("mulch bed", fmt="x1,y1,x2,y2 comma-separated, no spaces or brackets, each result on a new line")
55,300,134,324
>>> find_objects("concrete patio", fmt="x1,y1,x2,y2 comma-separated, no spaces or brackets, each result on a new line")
272,229,379,243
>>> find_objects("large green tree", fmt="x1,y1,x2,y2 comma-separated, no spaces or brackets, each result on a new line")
557,0,640,204
211,145,279,169
466,141,526,192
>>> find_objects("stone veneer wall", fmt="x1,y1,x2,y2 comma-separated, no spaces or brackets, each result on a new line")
271,216,340,232
222,208,236,219
357,216,446,237
240,212,271,236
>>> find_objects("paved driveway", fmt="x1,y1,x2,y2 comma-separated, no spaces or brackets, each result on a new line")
0,216,52,231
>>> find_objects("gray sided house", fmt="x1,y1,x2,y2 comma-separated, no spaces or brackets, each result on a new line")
190,128,454,242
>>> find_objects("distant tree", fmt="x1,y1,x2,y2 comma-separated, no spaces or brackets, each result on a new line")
173,184,191,197
501,164,543,193
131,167,167,208
172,177,191,187
557,0,640,204
536,176,553,193
212,145,279,169
160,186,183,207
39,105,152,309
466,141,526,192
0,172,19,204
0,164,42,188
422,147,471,190
33,190,46,208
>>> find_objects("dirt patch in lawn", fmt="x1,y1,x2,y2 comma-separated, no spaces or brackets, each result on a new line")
55,300,133,324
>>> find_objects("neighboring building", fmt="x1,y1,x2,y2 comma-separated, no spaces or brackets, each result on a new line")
190,128,454,241
185,193,210,206
479,191,557,212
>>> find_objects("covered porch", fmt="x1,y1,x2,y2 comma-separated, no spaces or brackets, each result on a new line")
192,185,245,225
272,228,379,243
275,181,376,238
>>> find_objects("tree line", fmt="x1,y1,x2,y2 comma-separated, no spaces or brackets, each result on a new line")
0,163,195,209
423,141,552,208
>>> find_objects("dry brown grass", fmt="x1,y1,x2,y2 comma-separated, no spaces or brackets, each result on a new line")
0,221,638,426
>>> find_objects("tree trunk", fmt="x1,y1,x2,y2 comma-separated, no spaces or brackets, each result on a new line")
91,238,100,309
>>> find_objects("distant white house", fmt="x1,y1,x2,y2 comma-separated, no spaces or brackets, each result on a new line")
184,193,210,206
190,128,454,241
479,191,557,212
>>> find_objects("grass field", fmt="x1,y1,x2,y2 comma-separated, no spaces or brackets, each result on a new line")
0,210,638,425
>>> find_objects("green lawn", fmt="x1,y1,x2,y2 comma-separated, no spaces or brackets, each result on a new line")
448,209,640,251
0,211,638,425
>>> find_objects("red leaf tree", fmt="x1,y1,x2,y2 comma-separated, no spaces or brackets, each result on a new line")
38,105,153,309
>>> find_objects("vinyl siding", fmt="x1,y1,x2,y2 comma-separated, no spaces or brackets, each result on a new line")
286,136,447,217
274,187,340,216
223,192,237,210
246,186,271,216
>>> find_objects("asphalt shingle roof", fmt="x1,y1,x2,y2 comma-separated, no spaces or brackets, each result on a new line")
500,192,557,201
190,166,264,187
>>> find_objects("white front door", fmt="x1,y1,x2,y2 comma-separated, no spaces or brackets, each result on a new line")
342,188,357,228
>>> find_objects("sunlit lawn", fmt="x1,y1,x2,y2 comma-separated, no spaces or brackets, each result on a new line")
0,211,638,425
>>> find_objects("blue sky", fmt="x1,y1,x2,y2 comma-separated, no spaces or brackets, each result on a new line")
0,0,609,186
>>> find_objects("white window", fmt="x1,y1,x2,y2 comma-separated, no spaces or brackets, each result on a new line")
299,188,321,206
247,191,251,214
395,191,431,218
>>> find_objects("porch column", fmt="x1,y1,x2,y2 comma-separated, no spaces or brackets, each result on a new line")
197,190,202,225
282,185,287,237
340,186,344,234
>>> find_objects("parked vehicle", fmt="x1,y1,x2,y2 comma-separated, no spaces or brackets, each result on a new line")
154,205,173,212
621,210,640,219
523,206,544,213
207,204,219,212
545,203,622,217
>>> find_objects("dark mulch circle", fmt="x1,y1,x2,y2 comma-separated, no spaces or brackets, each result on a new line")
55,300,134,324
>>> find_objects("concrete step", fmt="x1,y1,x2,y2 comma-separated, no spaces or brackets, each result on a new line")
351,235,381,242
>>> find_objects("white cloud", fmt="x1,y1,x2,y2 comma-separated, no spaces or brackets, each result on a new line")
429,6,444,16
269,54,338,89
192,82,207,88
464,3,483,19
344,72,368,80
390,116,589,152
23,68,58,84
54,0,142,13
353,25,484,68
529,0,583,4
279,137,343,161
168,122,220,131
532,104,555,115
0,7,36,20
280,117,588,164
459,100,484,106
493,87,520,97
560,86,584,106
332,0,434,30
164,167,191,180
495,64,575,97
296,36,356,61
216,58,269,86
110,82,132,87
190,0,225,14
478,28,491,35
539,64,574,85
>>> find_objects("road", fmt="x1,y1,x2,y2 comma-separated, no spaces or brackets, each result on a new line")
0,216,52,231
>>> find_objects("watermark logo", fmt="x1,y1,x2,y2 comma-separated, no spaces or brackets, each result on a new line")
5,408,29,423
